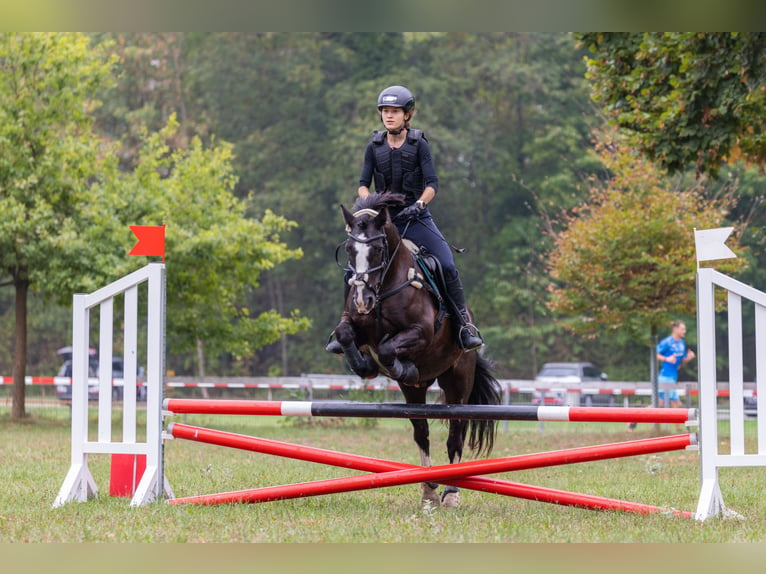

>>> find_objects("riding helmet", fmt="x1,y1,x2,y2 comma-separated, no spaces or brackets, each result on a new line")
376,85,415,113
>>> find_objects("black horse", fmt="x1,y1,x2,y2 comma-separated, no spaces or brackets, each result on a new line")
330,192,502,507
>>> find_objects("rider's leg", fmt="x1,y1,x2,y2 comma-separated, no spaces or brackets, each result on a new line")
402,216,483,352
444,272,484,351
325,273,351,354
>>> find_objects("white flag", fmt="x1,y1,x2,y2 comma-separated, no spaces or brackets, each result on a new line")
694,227,737,262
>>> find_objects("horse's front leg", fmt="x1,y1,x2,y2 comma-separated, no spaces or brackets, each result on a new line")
377,326,428,385
335,321,378,379
412,418,441,508
402,386,440,508
441,419,467,508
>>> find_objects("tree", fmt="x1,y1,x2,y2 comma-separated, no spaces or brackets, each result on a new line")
548,128,746,382
104,117,311,375
578,32,766,177
0,33,117,418
413,32,601,376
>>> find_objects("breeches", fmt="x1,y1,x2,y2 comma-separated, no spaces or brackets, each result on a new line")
396,216,458,281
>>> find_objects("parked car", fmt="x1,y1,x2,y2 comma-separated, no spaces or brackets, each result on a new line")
55,347,145,403
744,395,758,418
533,361,610,406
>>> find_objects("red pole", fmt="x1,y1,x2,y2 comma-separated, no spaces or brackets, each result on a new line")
563,406,693,424
167,423,693,517
164,399,286,416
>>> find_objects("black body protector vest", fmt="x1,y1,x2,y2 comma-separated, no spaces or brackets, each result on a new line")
372,129,425,206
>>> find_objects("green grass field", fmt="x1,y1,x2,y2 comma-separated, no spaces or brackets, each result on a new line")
2,405,766,543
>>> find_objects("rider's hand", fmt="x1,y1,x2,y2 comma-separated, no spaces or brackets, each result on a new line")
399,203,422,221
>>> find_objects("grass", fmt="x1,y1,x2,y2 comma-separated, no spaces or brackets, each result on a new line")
2,407,766,543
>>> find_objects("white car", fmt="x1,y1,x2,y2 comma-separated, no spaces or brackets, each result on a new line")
533,361,610,406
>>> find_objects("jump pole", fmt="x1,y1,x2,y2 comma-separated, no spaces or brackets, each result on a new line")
163,399,696,425
167,422,694,516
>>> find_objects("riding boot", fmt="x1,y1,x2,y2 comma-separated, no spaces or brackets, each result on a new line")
444,276,484,351
325,280,351,354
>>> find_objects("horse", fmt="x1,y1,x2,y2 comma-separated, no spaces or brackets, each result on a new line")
330,192,502,508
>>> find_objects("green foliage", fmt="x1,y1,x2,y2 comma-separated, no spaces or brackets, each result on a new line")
7,32,766,383
0,33,119,416
0,33,118,294
579,32,766,177
548,128,746,345
0,33,312,386
106,117,311,367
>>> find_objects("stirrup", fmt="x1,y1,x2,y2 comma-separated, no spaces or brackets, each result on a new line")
458,323,483,351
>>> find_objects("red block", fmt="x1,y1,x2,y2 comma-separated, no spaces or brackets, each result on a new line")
109,454,147,497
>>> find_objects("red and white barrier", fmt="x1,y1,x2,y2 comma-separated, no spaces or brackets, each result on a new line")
167,422,694,517
163,400,699,515
164,398,696,425
8,374,757,402
51,261,765,523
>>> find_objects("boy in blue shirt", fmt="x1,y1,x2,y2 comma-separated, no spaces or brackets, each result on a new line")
656,320,695,396
628,320,695,431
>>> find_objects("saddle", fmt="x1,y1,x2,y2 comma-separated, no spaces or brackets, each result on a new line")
402,240,451,332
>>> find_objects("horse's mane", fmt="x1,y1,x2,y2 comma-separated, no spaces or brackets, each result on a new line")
351,192,406,214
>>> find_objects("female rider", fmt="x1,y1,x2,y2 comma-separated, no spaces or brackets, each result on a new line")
326,85,483,353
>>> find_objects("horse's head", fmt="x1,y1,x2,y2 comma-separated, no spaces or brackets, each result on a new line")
341,193,405,314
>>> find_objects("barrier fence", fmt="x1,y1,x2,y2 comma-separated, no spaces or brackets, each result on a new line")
695,268,766,519
49,261,766,520
53,263,173,508
166,420,694,516
163,398,696,424
0,375,758,410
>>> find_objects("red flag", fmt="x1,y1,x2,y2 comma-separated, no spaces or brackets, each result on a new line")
129,225,166,263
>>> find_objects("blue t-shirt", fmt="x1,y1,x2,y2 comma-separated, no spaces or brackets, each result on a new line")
657,335,687,382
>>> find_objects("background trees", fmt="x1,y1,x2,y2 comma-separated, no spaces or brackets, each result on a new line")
578,32,766,177
0,34,309,418
548,128,746,383
0,33,117,417
2,32,763,395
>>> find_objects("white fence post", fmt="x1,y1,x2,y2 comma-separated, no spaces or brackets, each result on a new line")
53,263,172,508
695,268,766,520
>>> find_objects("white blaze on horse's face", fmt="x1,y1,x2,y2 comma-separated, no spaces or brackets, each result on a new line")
343,206,387,316
353,232,373,314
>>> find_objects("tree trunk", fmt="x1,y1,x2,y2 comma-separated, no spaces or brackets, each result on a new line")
650,324,659,431
650,325,659,407
196,337,209,399
12,278,29,419
266,271,289,375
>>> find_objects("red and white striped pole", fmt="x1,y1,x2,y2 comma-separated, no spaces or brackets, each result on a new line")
167,422,694,517
163,399,696,425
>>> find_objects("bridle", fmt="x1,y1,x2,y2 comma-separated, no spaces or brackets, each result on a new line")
337,208,417,315
346,228,390,297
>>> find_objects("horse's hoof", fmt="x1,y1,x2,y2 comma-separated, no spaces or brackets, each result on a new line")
386,358,419,386
358,365,379,379
325,338,343,354
421,484,441,509
441,490,460,508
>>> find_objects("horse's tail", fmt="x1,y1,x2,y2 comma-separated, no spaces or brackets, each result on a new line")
467,354,503,457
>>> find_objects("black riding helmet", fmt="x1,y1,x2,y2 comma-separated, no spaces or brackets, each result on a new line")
377,85,414,134
377,85,415,113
